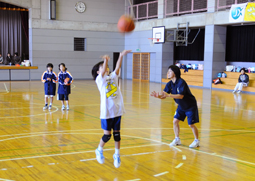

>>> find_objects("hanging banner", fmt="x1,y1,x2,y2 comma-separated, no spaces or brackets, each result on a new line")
244,3,255,21
229,3,247,23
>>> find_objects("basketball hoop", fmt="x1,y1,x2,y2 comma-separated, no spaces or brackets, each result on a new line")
148,38,160,47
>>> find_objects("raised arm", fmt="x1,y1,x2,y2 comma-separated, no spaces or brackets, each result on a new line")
114,50,132,75
101,55,110,77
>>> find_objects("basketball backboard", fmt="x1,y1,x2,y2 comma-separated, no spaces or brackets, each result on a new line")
152,26,165,44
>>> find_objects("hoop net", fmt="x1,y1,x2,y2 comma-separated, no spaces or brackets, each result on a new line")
148,38,159,47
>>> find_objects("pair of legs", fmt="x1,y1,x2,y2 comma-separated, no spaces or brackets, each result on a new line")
45,96,54,105
58,94,69,110
233,82,248,92
99,130,120,149
61,100,69,107
173,118,199,139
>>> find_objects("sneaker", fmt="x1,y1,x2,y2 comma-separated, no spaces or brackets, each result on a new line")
237,90,241,94
169,138,181,146
48,105,52,110
95,149,105,164
113,154,121,168
232,90,236,93
66,105,69,110
189,140,200,148
62,105,65,110
43,105,48,110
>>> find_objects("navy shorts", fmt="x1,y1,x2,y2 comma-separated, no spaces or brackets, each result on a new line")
101,116,121,131
174,106,199,125
58,94,69,101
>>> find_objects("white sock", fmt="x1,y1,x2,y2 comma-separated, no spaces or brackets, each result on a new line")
98,145,103,152
195,139,199,142
115,148,120,155
176,137,180,140
49,103,52,106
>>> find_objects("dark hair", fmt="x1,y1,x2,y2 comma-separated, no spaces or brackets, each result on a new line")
240,68,245,72
168,65,181,79
14,52,18,56
46,63,53,68
59,63,67,71
92,61,104,80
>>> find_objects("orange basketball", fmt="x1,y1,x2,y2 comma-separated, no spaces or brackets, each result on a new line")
117,15,135,33
64,78,70,84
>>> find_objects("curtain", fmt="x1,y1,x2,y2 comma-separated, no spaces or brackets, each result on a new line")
0,10,29,63
174,29,205,61
226,25,255,62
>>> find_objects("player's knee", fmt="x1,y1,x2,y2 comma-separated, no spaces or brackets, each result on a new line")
113,132,121,142
102,134,111,143
173,119,179,124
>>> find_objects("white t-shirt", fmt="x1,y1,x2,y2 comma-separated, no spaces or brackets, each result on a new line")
96,71,125,119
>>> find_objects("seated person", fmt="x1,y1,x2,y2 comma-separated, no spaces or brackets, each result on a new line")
233,68,249,93
13,52,22,65
0,53,3,64
5,53,13,65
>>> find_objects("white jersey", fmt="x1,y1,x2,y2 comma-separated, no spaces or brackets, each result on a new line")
96,71,125,119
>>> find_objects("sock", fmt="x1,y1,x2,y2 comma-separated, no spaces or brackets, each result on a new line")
49,103,52,106
195,139,199,142
176,137,180,140
98,145,103,152
115,148,120,155
45,103,48,106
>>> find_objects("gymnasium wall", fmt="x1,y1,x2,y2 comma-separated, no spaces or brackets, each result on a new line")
0,0,126,80
123,30,173,82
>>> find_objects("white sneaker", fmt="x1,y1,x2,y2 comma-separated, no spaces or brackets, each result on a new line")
62,105,65,110
189,140,200,148
237,90,241,94
48,105,52,110
66,105,69,110
43,105,48,110
232,90,236,93
95,149,105,164
169,138,181,146
113,154,121,168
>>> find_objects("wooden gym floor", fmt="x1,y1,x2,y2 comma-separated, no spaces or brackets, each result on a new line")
0,80,254,181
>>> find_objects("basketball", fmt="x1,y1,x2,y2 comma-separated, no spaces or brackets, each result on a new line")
117,15,135,33
64,78,70,84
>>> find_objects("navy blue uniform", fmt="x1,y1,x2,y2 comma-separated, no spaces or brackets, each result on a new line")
41,71,58,96
58,71,73,100
164,78,199,125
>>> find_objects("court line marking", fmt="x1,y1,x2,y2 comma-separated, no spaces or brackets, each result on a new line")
0,143,163,162
0,129,254,167
175,163,183,168
0,106,59,119
154,171,169,177
0,127,255,139
182,155,186,160
3,83,9,93
0,178,13,181
126,179,141,181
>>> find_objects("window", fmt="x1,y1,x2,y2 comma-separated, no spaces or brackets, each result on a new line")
74,38,86,51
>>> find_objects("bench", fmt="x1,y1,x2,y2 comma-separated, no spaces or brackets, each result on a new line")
0,66,38,81
162,69,204,87
212,72,255,93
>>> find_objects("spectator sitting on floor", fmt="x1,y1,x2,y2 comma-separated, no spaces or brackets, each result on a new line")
233,68,249,94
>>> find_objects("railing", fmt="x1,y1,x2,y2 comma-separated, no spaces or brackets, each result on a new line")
128,1,158,21
217,0,255,10
165,0,208,17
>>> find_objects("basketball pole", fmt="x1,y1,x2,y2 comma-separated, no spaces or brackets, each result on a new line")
128,0,135,18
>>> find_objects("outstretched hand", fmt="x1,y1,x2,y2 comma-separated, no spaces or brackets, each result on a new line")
150,91,167,99
101,55,110,61
121,50,132,56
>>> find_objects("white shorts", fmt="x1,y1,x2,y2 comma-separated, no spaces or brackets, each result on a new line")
45,95,54,98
